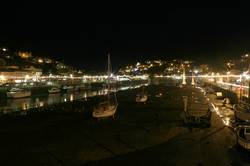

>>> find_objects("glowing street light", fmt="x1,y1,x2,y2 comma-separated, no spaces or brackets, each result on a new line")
0,75,5,81
246,75,250,80
25,75,30,80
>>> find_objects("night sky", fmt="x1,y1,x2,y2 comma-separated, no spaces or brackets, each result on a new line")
0,7,250,71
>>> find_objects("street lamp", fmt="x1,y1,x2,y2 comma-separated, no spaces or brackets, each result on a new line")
0,75,5,84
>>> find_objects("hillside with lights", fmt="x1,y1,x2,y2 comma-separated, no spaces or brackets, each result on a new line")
0,47,84,79
118,53,250,77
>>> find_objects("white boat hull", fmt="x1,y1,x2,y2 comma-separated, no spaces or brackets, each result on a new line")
62,86,74,92
48,89,61,94
7,91,31,98
234,104,250,122
236,127,250,150
136,95,148,103
92,104,117,118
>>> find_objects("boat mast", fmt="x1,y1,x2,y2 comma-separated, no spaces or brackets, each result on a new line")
107,53,111,104
107,53,118,106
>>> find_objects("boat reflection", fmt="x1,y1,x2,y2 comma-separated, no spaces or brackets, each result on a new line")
0,83,148,115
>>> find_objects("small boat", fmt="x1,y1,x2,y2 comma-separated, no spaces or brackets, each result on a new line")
136,94,148,103
233,101,250,150
136,86,148,103
92,53,118,119
233,101,250,123
182,93,212,127
235,125,250,150
93,101,118,118
7,88,31,98
48,87,61,94
62,85,74,92
155,93,162,97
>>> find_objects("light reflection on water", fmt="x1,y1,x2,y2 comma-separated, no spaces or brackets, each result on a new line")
0,83,147,113
222,117,231,126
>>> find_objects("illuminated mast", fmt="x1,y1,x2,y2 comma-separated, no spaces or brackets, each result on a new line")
182,64,186,85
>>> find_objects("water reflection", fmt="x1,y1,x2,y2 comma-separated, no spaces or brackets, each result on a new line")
0,83,147,114
6,97,31,111
70,94,74,101
222,117,231,126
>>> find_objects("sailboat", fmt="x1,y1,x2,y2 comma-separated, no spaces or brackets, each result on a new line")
92,53,118,118
136,85,148,103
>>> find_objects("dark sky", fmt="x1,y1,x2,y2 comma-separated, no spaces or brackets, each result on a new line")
0,7,250,71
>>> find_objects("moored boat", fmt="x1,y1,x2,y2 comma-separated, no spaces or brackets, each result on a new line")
233,101,250,150
136,94,148,103
235,125,250,150
92,53,118,119
233,101,250,123
7,88,31,98
62,85,74,92
48,87,61,94
182,91,212,127
135,86,148,103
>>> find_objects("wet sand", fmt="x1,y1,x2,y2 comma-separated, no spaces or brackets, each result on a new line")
0,85,249,166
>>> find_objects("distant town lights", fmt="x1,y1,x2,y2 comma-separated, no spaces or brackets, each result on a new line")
38,58,44,63
25,75,30,79
0,75,5,80
245,75,250,80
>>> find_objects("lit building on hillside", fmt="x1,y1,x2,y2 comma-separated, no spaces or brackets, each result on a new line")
18,51,32,59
